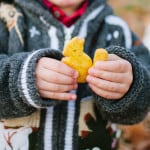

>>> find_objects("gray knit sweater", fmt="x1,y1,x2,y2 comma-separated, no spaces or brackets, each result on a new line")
0,0,150,149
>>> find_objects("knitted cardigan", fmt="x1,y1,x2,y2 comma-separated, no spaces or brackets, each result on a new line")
0,0,150,149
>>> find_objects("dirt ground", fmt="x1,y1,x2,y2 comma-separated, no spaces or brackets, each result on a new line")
108,0,150,38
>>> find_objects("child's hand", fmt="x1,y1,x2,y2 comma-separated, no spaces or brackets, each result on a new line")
86,54,133,100
35,57,78,101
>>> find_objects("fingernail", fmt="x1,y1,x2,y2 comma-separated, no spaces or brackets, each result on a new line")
88,68,94,74
71,94,77,100
86,76,90,81
73,84,78,89
73,71,79,78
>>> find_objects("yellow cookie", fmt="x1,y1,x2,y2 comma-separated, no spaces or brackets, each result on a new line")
93,48,108,65
62,37,92,83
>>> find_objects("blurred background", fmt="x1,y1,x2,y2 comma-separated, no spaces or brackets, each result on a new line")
108,0,150,37
108,1,150,149
108,0,150,50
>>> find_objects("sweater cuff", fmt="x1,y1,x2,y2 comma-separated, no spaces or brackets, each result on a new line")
96,46,145,113
18,48,63,108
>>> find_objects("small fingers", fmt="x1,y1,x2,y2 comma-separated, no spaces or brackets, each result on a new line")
36,79,78,92
88,84,123,100
36,66,76,85
87,76,129,94
39,90,77,101
38,57,78,78
94,58,132,73
88,68,132,84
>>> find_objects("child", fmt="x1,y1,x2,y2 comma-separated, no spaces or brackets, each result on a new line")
0,0,149,149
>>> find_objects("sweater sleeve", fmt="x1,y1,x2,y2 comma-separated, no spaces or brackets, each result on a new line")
94,43,150,124
17,48,63,109
0,22,63,119
0,50,63,119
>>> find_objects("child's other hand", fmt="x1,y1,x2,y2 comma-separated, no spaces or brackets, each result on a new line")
35,57,78,101
86,54,133,100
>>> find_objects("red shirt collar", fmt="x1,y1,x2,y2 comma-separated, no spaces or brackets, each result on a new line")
42,0,88,27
